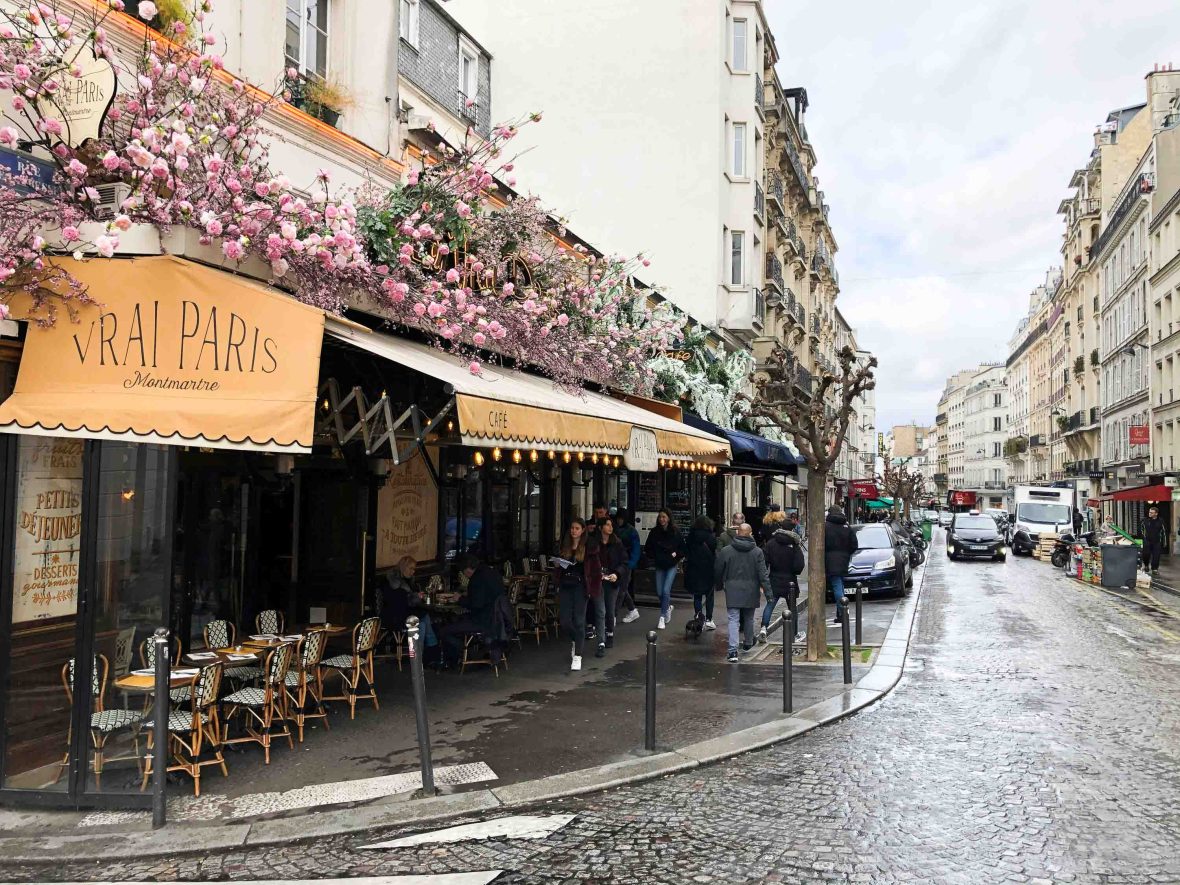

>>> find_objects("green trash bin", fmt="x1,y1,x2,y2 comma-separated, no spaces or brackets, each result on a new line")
921,520,933,543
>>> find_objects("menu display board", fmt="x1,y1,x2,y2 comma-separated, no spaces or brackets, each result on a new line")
636,473,662,513
376,447,439,567
12,437,83,623
665,473,694,534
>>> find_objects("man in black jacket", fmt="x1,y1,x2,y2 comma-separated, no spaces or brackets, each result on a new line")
1141,506,1167,574
439,554,506,665
824,506,858,625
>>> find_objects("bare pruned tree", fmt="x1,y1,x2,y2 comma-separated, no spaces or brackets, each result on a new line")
746,345,877,661
878,460,928,520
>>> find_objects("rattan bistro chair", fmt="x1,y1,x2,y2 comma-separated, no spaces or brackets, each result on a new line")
141,663,227,796
284,629,330,742
319,617,381,719
203,619,261,683
56,655,142,788
222,643,295,764
255,609,285,634
512,575,548,644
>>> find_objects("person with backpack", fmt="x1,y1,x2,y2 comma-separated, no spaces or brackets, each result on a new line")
758,509,806,642
644,509,684,629
824,505,859,624
614,510,642,624
713,523,774,663
684,515,718,630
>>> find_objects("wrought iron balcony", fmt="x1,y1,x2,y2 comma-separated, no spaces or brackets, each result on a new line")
752,287,765,326
1090,172,1154,260
795,365,813,394
754,181,765,220
765,254,784,294
1089,406,1098,425
767,171,785,212
755,73,764,118
1029,434,1047,448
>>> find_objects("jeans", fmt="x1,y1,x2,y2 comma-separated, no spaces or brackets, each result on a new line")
692,591,714,621
654,567,677,619
559,583,588,656
828,575,846,615
727,607,754,655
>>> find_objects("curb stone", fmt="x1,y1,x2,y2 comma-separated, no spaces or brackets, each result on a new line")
0,561,929,862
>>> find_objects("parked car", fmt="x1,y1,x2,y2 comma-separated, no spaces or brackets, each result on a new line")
938,511,954,527
984,508,1010,536
829,523,914,600
947,513,1007,561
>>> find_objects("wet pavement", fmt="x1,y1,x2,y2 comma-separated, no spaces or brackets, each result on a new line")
10,528,1180,882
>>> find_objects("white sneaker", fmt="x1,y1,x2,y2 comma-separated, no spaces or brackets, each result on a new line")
794,631,805,643
667,604,674,617
657,616,666,629
622,609,640,623
570,655,582,671
757,627,768,643
704,619,717,630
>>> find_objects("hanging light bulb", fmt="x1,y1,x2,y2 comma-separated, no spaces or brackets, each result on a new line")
591,453,599,465
529,450,539,463
659,458,666,469
613,456,621,468
577,452,585,462
473,451,485,467
512,449,522,464
562,451,572,464
492,447,502,462
446,419,455,433
548,450,556,460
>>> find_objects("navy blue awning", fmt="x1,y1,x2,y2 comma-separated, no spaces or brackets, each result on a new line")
683,414,804,469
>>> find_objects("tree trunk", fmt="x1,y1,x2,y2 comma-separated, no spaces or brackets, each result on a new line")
903,499,911,520
804,470,828,662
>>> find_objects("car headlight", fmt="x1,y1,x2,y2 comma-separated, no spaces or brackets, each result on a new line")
874,555,895,570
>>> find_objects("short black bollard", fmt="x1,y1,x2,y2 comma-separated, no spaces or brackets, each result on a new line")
782,608,794,714
840,605,853,685
406,617,437,797
644,630,658,751
855,584,864,647
151,627,170,830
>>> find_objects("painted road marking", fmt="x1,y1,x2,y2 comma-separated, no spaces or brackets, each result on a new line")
360,814,577,849
77,762,498,827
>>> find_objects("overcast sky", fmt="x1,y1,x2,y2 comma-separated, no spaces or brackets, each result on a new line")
765,0,1178,433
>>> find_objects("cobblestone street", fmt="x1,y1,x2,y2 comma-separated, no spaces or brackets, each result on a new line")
7,536,1180,884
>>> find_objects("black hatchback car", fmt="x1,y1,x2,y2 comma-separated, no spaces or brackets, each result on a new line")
947,513,1007,561
837,523,914,598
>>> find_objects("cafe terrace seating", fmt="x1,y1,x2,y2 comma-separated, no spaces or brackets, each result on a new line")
255,609,285,634
139,636,192,705
203,620,262,683
222,643,296,764
284,629,331,742
319,617,381,719
56,655,142,788
141,662,227,796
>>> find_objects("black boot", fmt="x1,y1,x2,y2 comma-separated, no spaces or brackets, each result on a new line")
605,632,614,648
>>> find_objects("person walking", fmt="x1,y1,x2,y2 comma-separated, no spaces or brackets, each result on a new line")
714,523,773,663
644,509,684,629
593,517,629,655
758,510,805,642
614,510,642,623
684,516,718,630
717,512,744,549
1072,508,1083,536
553,518,599,671
1140,506,1167,575
824,505,858,625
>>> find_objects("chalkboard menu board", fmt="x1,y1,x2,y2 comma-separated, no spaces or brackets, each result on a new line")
636,473,662,513
665,473,694,533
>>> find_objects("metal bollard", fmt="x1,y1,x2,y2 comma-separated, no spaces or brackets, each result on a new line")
644,630,658,751
406,617,437,797
840,605,853,686
783,608,794,715
855,584,864,647
151,627,170,830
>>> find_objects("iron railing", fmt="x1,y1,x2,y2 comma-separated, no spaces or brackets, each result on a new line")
765,254,784,293
754,181,765,219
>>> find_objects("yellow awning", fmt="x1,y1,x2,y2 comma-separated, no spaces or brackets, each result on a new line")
0,255,326,452
326,319,731,464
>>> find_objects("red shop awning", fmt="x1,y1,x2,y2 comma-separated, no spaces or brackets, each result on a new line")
1104,484,1172,503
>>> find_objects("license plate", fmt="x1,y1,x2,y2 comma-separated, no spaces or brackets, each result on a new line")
970,545,987,551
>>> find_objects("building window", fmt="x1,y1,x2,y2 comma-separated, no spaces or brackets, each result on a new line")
399,0,419,46
992,442,1001,458
732,122,746,178
993,393,1001,407
732,18,748,72
993,416,1002,432
459,38,479,102
730,230,745,286
285,0,329,79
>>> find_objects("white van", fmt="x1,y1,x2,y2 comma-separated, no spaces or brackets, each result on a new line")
1010,486,1073,555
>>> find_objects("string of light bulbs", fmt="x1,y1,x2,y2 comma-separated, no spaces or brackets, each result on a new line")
468,447,719,474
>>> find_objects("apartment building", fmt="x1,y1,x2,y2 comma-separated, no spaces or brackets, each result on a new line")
962,365,1008,508
1004,272,1058,485
1150,121,1180,477
933,409,949,499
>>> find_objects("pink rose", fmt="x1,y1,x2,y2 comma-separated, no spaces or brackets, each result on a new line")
222,239,244,261
445,268,461,283
61,225,80,242
137,1,157,19
473,332,487,346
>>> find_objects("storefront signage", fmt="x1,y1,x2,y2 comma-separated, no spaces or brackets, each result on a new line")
0,256,325,450
12,437,83,623
624,426,659,472
849,480,878,499
1129,425,1150,446
949,490,977,506
376,447,438,568
38,46,116,147
0,147,58,197
664,349,694,363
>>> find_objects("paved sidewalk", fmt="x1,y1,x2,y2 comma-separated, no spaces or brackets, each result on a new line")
0,561,923,858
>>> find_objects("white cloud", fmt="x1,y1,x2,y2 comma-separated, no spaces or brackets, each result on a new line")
767,0,1177,430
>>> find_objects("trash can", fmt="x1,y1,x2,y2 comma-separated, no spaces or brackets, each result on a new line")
1100,544,1139,589
921,520,933,544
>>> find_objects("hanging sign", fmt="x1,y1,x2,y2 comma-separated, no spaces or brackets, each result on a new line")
12,437,83,624
376,446,438,568
624,426,659,472
38,45,117,147
1129,425,1150,446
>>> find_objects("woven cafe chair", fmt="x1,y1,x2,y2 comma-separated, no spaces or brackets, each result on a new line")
284,629,331,742
141,663,226,796
203,619,261,683
319,616,381,719
56,654,142,788
222,643,295,764
511,576,547,644
255,609,285,634
138,636,191,706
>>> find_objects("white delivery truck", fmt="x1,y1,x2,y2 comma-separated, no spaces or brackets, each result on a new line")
1009,485,1074,555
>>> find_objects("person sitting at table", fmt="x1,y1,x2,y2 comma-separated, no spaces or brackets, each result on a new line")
439,554,507,667
381,556,437,656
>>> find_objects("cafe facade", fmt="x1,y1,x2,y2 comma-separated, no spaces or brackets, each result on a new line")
0,251,732,809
